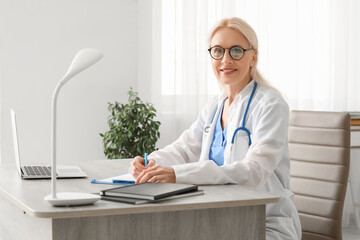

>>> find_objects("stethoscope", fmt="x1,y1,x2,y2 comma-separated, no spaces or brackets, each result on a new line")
204,82,258,147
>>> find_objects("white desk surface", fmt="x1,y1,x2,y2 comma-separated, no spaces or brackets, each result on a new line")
0,159,279,219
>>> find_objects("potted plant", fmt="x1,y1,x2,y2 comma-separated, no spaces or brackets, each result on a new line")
100,87,161,159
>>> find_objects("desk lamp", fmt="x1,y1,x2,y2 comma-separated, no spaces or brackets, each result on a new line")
44,49,103,206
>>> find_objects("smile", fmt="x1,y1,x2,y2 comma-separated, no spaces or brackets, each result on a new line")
220,68,237,73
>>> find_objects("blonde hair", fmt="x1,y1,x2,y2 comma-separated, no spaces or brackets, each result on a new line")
209,17,274,89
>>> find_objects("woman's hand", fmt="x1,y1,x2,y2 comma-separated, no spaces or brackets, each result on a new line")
128,156,156,178
136,165,176,184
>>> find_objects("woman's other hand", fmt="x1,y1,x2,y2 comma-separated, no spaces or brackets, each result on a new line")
135,165,176,184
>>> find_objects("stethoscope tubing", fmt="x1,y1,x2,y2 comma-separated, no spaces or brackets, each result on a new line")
231,81,257,145
205,82,258,146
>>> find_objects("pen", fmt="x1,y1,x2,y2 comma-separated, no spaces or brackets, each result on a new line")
144,152,148,168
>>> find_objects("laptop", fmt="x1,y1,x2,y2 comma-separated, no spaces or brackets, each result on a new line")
10,109,87,179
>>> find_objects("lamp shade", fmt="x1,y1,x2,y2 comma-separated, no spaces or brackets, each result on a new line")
60,48,103,84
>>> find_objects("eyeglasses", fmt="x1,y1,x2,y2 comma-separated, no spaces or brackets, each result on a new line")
208,46,254,60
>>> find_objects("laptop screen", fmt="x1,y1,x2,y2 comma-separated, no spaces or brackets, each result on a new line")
10,109,23,177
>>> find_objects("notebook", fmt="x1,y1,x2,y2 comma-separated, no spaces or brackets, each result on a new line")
97,190,204,205
10,109,87,179
100,182,198,200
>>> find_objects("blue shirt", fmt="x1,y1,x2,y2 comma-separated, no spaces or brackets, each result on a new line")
209,99,227,166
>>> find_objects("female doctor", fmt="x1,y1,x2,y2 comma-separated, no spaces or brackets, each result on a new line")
129,17,301,240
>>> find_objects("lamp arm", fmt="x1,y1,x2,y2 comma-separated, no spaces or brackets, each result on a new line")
45,48,103,206
50,80,65,199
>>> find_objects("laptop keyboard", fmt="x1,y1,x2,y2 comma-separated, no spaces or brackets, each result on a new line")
24,166,51,176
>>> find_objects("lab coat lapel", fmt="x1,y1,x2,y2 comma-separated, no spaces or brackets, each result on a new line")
199,94,227,162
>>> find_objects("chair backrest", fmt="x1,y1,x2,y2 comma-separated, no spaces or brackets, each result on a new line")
289,110,351,240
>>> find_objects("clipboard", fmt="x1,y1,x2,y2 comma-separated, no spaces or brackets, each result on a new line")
91,173,135,185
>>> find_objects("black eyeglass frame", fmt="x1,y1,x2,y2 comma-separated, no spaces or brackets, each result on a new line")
208,45,255,60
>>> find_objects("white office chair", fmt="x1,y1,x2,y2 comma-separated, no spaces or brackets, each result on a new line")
289,110,351,240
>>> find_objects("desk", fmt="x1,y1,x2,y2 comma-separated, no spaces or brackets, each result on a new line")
0,159,279,240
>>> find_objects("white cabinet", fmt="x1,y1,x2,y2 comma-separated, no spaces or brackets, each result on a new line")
351,131,360,146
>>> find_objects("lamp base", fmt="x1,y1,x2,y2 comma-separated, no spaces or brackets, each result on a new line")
44,192,100,206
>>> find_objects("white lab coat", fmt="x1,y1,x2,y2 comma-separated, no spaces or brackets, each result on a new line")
149,80,302,240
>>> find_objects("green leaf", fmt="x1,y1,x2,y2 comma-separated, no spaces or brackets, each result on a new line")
100,86,161,159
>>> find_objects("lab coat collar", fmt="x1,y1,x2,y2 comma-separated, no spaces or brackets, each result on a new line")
227,80,256,113
216,89,227,109
217,80,256,103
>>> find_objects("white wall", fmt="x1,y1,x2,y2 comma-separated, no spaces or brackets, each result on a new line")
0,0,139,164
